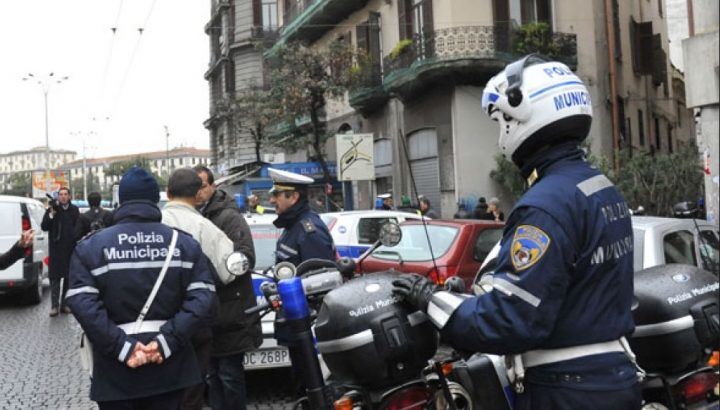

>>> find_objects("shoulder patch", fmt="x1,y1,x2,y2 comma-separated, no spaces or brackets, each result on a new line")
511,225,551,271
301,219,316,233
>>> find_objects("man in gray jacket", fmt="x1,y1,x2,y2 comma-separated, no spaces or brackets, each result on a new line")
162,168,240,410
194,165,261,410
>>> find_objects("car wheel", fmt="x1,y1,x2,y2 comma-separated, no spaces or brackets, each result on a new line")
22,265,42,305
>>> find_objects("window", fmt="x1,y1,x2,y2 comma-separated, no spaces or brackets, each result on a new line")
698,230,719,274
521,0,552,25
473,228,504,262
658,0,663,17
262,0,278,29
663,230,697,266
654,117,661,151
612,0,622,60
630,18,653,75
667,124,673,153
638,110,645,146
358,217,398,244
373,225,459,262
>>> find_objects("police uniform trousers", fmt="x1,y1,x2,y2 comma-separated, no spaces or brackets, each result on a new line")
515,382,642,410
97,388,184,410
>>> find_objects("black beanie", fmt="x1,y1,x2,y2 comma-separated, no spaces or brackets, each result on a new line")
119,167,160,204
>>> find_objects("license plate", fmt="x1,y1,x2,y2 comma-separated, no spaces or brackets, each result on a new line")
244,348,291,369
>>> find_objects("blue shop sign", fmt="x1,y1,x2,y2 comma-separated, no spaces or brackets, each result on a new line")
260,162,337,178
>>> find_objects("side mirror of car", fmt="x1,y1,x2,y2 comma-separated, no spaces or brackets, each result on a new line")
226,252,250,276
379,221,402,247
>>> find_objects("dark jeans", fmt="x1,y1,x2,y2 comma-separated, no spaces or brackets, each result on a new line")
181,331,213,410
97,389,184,410
208,352,247,410
50,277,69,309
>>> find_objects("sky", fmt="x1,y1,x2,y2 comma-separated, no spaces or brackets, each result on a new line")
0,0,210,159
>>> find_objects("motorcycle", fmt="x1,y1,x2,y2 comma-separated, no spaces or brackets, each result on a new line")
247,222,492,410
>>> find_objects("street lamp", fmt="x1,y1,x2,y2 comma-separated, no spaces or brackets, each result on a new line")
22,72,69,196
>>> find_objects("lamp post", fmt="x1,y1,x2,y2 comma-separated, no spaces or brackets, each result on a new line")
22,72,69,196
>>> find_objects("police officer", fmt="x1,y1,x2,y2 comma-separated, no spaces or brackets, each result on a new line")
269,168,335,265
392,55,640,409
66,167,217,409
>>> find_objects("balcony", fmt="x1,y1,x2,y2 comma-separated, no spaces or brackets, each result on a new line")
381,25,577,101
269,0,369,54
348,64,388,115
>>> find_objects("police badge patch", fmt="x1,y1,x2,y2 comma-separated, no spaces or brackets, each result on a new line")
511,225,551,271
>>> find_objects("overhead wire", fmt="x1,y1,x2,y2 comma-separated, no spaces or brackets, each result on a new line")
93,0,125,122
108,0,159,120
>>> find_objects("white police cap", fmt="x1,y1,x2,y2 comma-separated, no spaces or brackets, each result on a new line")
377,193,392,199
268,168,314,193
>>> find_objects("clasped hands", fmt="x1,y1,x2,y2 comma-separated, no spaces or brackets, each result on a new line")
126,341,164,368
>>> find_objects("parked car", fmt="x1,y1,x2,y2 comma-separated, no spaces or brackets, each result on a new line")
475,216,720,286
320,210,427,259
0,195,49,304
359,219,504,289
244,212,291,371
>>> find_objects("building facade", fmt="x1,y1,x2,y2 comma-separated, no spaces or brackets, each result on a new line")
204,0,282,174
682,0,719,226
59,147,211,196
0,147,76,192
263,0,694,217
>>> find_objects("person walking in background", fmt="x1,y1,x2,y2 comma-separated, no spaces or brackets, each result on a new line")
453,202,472,219
194,165,260,410
473,197,489,219
418,196,439,219
487,197,505,222
66,166,217,409
41,187,79,317
162,168,238,410
0,229,34,270
75,191,113,241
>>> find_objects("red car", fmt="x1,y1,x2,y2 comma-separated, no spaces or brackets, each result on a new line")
358,219,505,289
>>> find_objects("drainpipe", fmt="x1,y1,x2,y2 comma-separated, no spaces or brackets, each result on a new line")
604,0,620,171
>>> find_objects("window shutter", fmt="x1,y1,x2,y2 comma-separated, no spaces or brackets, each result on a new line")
398,0,410,40
651,34,667,86
253,0,262,27
356,22,369,52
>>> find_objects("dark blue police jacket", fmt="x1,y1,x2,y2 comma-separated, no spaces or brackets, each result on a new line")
273,199,336,266
66,201,216,402
442,143,637,390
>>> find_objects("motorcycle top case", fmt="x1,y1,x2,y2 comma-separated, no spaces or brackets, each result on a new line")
314,272,439,389
631,264,719,373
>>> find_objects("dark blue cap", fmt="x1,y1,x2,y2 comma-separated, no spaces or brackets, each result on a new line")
119,166,160,204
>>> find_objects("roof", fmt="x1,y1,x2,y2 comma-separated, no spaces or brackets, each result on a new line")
404,219,504,228
59,147,211,169
321,210,422,218
631,216,714,230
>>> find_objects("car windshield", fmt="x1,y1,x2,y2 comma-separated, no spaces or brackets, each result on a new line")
372,225,459,262
250,224,282,271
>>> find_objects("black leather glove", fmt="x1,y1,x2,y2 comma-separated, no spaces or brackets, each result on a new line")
392,273,438,313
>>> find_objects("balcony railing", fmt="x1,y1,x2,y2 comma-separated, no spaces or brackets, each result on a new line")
382,25,577,86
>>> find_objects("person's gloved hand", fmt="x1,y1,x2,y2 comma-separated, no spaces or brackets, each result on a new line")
392,273,438,313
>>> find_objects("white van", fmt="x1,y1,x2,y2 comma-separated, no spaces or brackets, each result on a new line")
0,195,49,304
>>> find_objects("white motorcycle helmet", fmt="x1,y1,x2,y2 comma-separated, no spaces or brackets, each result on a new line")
481,54,593,166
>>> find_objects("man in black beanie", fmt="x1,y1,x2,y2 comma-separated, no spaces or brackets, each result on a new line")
66,166,217,409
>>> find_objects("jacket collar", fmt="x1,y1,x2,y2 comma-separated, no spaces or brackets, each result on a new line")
520,142,586,187
165,200,201,215
113,200,162,224
202,189,233,217
273,199,310,229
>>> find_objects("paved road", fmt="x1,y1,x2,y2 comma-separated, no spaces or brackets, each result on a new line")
0,283,296,410
0,283,95,410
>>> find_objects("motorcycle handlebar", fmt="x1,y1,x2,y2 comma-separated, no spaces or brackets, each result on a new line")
245,302,270,315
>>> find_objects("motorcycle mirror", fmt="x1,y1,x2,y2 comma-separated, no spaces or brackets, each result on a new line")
274,261,297,280
226,252,250,276
379,221,402,247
